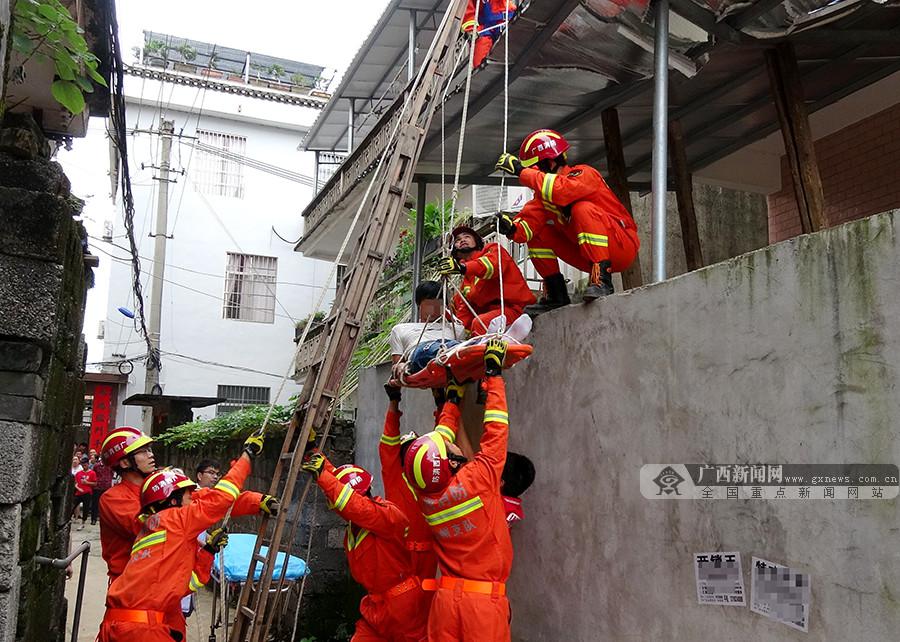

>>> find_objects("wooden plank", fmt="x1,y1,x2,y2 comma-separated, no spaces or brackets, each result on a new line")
601,107,643,289
667,119,704,271
765,43,827,234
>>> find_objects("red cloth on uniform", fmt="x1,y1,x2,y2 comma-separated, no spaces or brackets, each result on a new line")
452,243,535,336
502,495,523,527
511,164,639,277
316,457,430,641
416,378,513,641
380,408,438,580
98,458,251,642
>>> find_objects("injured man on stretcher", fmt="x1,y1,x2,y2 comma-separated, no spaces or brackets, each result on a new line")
389,280,531,385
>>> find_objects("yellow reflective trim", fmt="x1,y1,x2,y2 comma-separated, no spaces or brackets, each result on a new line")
424,496,484,526
434,424,455,443
576,232,609,247
516,219,534,241
523,130,562,156
189,571,205,592
335,466,365,480
528,248,557,259
131,530,166,555
461,19,477,31
334,484,353,511
541,173,556,203
401,473,418,500
412,444,429,489
215,479,239,500
543,202,561,214
347,527,370,551
429,432,447,458
483,410,509,425
380,434,401,446
479,256,494,279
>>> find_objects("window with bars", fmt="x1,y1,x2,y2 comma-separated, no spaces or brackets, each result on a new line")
193,129,246,198
217,385,270,416
223,253,278,323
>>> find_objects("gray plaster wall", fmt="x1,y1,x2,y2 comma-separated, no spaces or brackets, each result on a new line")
356,209,900,641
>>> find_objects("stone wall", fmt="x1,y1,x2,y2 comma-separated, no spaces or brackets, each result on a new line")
155,418,361,641
0,114,92,641
356,210,900,641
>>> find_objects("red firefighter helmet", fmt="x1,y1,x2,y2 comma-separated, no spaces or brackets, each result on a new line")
403,431,452,494
334,465,373,496
140,467,197,513
518,129,570,168
100,426,153,469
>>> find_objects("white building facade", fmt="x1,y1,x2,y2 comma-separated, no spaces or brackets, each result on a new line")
101,65,334,427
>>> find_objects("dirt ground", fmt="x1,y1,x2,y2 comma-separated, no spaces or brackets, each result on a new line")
64,520,218,642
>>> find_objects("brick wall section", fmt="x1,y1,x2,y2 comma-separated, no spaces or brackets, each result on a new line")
0,114,93,641
767,102,900,242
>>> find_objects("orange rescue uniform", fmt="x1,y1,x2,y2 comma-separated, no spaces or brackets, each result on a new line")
511,164,639,277
98,458,251,642
379,408,438,580
452,243,535,336
316,457,430,642
417,377,513,641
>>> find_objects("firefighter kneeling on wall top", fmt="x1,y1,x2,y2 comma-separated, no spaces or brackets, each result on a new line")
495,128,640,312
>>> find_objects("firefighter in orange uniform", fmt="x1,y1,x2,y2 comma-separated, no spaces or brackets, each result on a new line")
438,224,535,336
403,339,513,641
495,128,640,311
98,431,265,641
463,1,518,68
302,451,430,641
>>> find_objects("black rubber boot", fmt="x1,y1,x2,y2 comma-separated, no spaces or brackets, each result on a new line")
583,260,614,302
525,273,570,316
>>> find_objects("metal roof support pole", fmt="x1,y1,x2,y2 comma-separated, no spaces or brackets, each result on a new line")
651,0,670,282
347,98,355,152
412,180,427,320
408,9,417,83
313,150,320,193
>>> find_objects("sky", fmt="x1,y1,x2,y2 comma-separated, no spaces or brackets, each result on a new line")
56,0,392,368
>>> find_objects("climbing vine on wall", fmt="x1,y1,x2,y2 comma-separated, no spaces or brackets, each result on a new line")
11,0,106,114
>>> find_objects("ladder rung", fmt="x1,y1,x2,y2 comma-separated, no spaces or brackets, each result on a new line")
389,185,403,195
280,452,294,460
321,389,337,399
253,553,268,564
240,606,256,620
367,250,384,261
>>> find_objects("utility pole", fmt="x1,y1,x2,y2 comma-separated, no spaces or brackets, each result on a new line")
144,118,174,432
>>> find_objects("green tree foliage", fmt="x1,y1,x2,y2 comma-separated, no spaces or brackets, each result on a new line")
11,0,107,115
157,400,295,450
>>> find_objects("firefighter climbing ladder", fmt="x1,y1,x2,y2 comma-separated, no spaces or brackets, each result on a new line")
227,1,470,639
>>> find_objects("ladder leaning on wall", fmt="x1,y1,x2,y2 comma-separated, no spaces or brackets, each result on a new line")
227,1,471,640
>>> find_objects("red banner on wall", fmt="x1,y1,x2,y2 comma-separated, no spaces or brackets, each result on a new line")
89,384,113,452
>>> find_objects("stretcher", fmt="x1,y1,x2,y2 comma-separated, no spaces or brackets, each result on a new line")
400,337,533,389
208,533,309,641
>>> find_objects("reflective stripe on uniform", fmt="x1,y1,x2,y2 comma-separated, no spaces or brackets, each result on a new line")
483,409,509,425
461,19,476,31
401,472,418,500
189,571,205,592
346,526,370,551
434,424,455,442
332,484,353,511
424,496,484,526
576,232,609,247
541,173,557,203
528,248,557,259
412,433,447,489
214,479,239,500
478,256,494,279
380,434,401,446
515,219,533,241
131,530,166,555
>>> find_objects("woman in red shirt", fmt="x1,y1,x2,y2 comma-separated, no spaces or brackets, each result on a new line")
73,457,97,530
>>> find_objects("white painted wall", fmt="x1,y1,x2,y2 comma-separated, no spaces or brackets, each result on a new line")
102,76,334,426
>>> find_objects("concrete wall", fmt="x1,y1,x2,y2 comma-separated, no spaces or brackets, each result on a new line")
356,209,900,641
0,114,92,641
768,102,900,243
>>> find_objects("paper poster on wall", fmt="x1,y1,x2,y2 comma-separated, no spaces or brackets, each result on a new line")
694,552,745,606
750,556,810,632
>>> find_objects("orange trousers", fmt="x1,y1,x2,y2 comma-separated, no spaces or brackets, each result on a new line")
98,620,180,641
427,588,510,642
527,202,639,278
353,585,431,641
468,306,524,336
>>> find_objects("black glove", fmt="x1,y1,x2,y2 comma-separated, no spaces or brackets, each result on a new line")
483,339,508,377
495,153,523,176
243,432,265,459
497,213,517,238
438,256,466,276
302,450,326,479
260,494,279,516
384,383,402,402
203,527,229,554
446,375,466,405
432,387,446,409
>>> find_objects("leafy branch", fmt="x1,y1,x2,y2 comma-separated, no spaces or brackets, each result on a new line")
157,399,297,450
11,0,107,115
